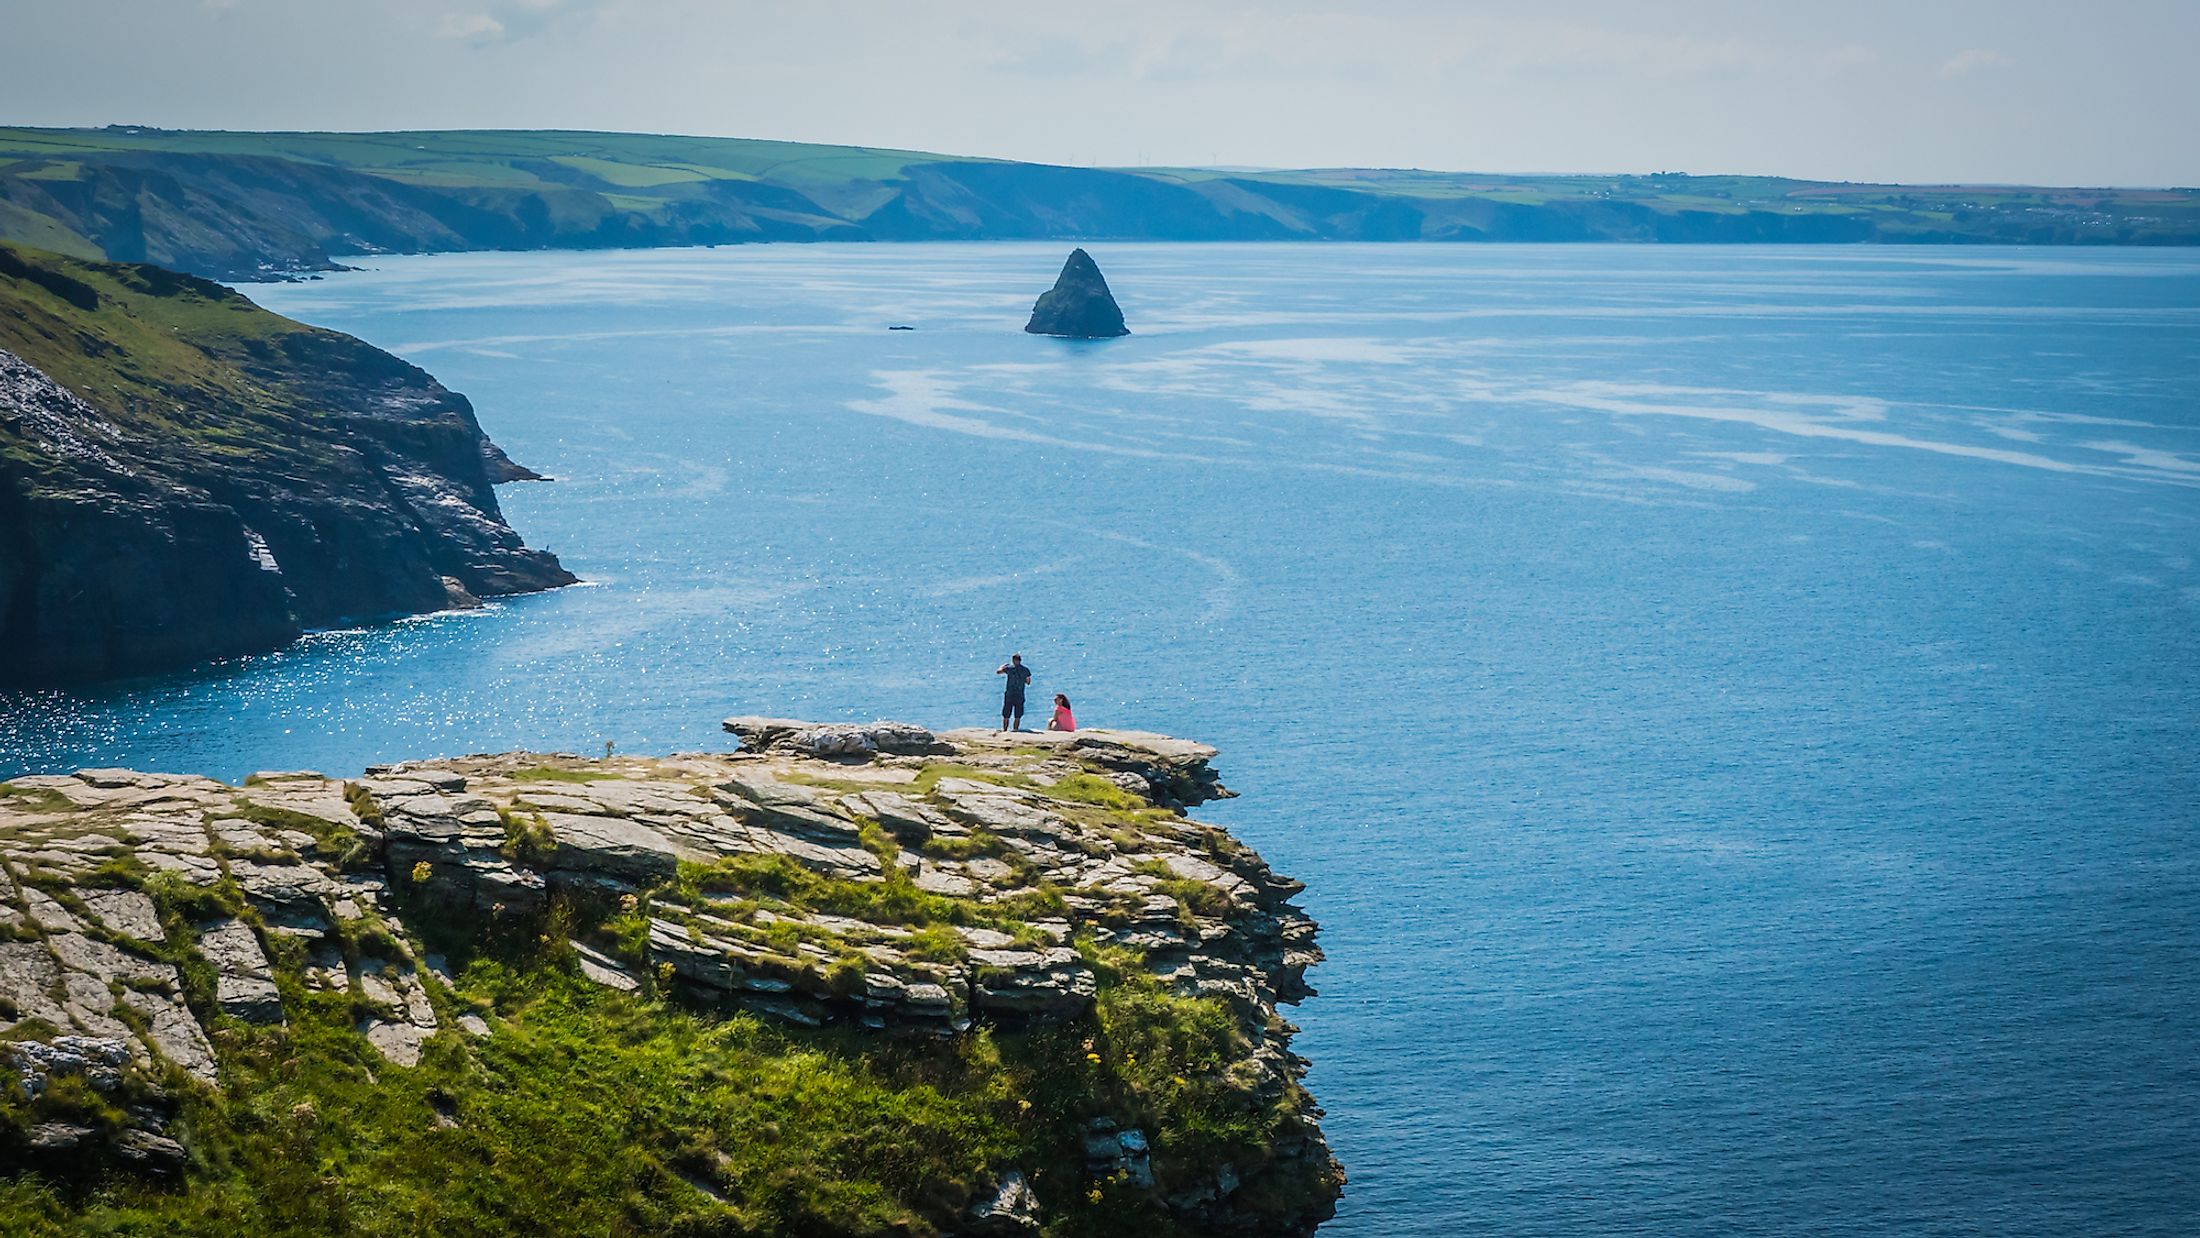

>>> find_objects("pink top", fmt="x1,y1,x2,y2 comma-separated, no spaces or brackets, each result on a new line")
1052,705,1077,732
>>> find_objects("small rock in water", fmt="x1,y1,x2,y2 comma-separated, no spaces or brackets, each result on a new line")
1024,248,1129,339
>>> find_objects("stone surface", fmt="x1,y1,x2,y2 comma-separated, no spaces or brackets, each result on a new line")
82,888,164,942
0,720,1335,1233
1023,248,1130,338
966,1169,1041,1234
199,919,283,1023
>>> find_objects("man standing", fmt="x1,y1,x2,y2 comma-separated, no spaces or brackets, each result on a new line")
997,654,1033,731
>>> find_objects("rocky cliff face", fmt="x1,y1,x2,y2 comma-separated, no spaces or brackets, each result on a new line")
0,722,1340,1235
1024,249,1130,339
0,242,573,685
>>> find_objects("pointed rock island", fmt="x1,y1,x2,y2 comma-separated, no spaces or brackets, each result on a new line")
0,720,1341,1234
1025,247,1131,338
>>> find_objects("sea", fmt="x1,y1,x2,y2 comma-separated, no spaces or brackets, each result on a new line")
5,242,2197,1235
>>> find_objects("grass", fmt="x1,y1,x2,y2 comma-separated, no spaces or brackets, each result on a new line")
0,878,1320,1236
0,238,399,483
1130,861,1233,925
223,801,368,870
2,124,2197,278
0,784,74,815
920,830,1008,861
497,807,557,865
0,755,1330,1231
342,784,384,831
674,855,1065,932
0,970,1018,1235
1042,774,1146,811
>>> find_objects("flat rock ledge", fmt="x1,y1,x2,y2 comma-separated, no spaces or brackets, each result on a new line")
0,720,1337,1234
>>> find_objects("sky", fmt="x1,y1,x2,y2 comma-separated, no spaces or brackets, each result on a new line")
4,0,2196,186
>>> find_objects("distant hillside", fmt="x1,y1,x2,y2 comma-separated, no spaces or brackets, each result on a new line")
0,241,573,684
2,127,2194,278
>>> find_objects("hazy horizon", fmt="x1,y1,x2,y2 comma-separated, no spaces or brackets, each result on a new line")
4,0,2196,187
15,120,2193,192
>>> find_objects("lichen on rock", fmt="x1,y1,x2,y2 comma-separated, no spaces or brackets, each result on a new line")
0,722,1340,1235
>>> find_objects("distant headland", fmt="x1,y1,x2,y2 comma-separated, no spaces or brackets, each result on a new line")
0,241,573,685
1,126,2194,280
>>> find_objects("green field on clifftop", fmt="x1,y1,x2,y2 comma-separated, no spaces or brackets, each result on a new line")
2,126,2194,279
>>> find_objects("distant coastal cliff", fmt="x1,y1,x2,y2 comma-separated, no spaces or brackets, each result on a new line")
2,127,2194,280
0,721,1341,1235
0,241,573,685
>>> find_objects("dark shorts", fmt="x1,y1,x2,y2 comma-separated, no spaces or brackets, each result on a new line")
1003,693,1026,713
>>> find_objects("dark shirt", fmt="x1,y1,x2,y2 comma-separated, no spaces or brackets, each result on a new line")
1001,664,1032,699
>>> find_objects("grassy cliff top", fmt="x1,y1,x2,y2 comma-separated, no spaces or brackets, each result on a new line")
3,126,2194,278
0,239,568,684
0,721,1338,1236
6,124,2192,203
0,240,482,480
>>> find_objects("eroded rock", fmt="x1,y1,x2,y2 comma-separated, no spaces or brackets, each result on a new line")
0,722,1334,1232
1024,248,1130,339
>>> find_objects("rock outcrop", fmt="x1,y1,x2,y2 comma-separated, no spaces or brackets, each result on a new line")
0,721,1340,1234
0,242,574,684
1024,248,1130,338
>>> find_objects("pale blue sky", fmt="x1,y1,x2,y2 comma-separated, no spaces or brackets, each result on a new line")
4,0,2195,185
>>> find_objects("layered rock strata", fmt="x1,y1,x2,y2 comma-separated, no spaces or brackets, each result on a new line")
0,242,574,685
0,722,1339,1234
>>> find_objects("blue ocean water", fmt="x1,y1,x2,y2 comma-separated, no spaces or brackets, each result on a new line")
5,243,2199,1234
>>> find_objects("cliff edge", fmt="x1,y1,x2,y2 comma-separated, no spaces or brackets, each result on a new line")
0,242,574,685
0,721,1340,1235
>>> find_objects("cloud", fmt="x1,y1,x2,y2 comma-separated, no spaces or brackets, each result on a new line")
438,12,506,43
437,0,603,46
1939,48,2010,78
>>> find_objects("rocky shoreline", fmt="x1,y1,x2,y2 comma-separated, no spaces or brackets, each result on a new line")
0,242,573,686
0,721,1340,1234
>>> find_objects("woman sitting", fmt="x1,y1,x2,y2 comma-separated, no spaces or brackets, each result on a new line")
1047,694,1077,732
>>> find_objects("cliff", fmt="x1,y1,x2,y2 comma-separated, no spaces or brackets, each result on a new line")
0,242,574,685
0,721,1341,1236
1025,250,1130,339
3,128,2195,280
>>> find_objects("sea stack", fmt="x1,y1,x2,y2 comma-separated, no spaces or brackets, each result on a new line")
1024,247,1130,338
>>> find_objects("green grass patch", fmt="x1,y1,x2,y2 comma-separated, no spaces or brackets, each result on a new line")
911,764,1032,796
222,800,367,869
341,783,383,831
1041,774,1148,811
0,784,73,815
496,807,557,865
919,830,1006,861
1130,862,1233,923
674,850,1065,934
